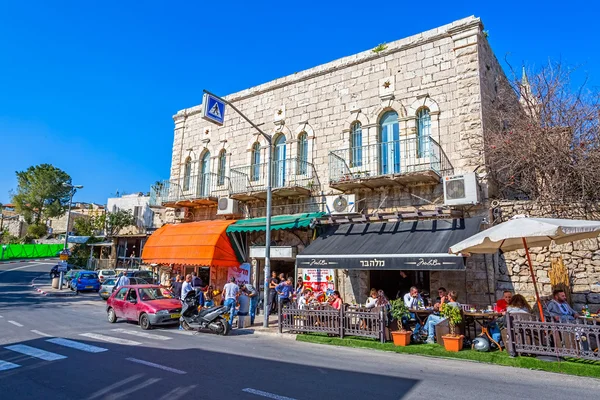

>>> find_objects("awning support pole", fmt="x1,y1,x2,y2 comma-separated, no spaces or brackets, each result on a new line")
523,237,545,322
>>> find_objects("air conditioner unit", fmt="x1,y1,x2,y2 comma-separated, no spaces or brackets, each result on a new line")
443,172,480,206
325,194,356,215
173,208,187,220
217,197,240,215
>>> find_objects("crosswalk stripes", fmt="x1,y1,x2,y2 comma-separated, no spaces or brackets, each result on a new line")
0,360,20,371
79,333,142,346
111,328,172,341
5,344,67,361
47,338,108,353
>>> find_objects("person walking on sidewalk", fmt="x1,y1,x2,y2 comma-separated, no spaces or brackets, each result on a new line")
223,277,239,326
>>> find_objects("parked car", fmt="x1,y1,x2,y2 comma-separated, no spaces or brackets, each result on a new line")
96,269,117,283
99,277,150,300
126,270,157,284
106,285,182,330
69,271,101,292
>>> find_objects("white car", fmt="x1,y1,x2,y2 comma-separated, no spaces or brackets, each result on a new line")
97,269,117,283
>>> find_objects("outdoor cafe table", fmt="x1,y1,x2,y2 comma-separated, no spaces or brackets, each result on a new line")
408,308,433,329
578,315,600,325
463,311,503,350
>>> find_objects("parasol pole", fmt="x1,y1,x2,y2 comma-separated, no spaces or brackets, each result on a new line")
522,237,545,322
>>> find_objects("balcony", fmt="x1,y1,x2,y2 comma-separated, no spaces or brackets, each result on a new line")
149,173,230,207
230,158,319,200
328,136,454,191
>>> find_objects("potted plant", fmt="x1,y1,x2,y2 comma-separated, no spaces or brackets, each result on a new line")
440,303,464,352
389,299,412,346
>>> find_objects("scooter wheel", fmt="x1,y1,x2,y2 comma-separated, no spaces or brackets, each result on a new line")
215,317,230,336
181,320,193,331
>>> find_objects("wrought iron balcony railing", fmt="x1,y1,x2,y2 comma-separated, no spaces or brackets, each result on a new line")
230,158,319,198
149,173,230,206
328,136,453,188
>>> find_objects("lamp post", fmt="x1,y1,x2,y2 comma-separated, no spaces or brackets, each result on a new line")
60,183,83,289
202,90,273,328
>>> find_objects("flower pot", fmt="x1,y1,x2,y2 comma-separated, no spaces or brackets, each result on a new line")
391,330,412,346
442,335,464,352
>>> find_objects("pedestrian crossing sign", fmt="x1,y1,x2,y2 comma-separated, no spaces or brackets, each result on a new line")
201,93,226,125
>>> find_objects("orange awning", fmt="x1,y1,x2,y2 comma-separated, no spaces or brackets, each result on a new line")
142,220,239,267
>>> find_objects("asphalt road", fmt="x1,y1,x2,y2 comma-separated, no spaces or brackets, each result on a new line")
1,260,599,400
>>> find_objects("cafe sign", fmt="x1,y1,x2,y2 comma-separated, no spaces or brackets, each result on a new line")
296,254,465,271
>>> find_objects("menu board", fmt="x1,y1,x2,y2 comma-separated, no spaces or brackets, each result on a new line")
301,268,335,293
227,263,251,285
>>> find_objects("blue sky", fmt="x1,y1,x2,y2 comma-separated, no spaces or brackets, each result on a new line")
0,1,597,205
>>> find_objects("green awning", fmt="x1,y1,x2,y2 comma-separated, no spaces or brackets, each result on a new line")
226,212,326,233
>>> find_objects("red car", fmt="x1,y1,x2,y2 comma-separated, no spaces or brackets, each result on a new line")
106,285,182,330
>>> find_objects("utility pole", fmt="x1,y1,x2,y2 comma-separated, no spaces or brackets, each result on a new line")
202,90,273,328
60,183,83,289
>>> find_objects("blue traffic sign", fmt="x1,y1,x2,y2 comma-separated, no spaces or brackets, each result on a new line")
202,93,226,125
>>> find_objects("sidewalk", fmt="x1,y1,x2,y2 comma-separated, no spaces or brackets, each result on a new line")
31,276,77,297
235,314,297,340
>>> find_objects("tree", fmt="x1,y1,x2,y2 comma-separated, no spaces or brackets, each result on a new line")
99,209,136,237
485,61,600,202
11,164,72,225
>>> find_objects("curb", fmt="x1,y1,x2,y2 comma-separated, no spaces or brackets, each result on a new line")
31,276,77,297
236,328,297,340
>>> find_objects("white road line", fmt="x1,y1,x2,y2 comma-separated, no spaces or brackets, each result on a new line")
5,344,66,361
31,330,52,337
86,374,144,400
158,328,193,335
79,333,141,346
0,315,4,318
47,338,108,353
104,378,161,400
0,360,21,371
7,321,23,327
0,262,53,275
125,357,186,375
157,384,197,400
242,388,297,400
111,328,172,341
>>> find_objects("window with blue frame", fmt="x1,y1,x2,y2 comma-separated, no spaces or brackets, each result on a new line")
417,108,431,158
297,132,308,175
217,149,226,186
251,142,260,181
379,111,400,174
350,122,362,167
183,157,191,191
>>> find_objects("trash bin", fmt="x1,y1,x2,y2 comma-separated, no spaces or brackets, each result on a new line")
52,277,60,289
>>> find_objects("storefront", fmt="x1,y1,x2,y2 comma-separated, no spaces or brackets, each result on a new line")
142,220,240,288
296,218,482,303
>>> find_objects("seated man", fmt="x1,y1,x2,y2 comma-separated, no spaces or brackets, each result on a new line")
423,291,460,344
494,290,513,314
402,286,425,340
546,289,580,322
433,287,448,311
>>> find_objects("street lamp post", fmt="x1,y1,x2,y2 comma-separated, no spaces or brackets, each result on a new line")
60,183,83,290
202,90,273,328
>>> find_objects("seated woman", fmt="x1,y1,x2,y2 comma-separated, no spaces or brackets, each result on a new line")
330,291,343,310
365,288,378,308
204,285,215,307
489,294,533,345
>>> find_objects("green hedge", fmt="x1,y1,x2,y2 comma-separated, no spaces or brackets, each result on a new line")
0,244,64,260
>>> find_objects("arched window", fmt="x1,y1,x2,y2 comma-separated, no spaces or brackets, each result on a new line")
274,134,287,187
183,157,192,191
379,111,400,175
200,151,211,197
217,149,226,186
417,107,431,158
251,142,261,182
350,122,362,167
297,132,308,175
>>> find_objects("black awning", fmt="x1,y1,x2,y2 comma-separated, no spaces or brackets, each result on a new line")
296,218,482,271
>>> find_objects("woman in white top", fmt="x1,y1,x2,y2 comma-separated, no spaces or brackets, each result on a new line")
365,288,378,308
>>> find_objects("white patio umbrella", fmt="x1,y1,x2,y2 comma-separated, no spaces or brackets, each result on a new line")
449,216,600,321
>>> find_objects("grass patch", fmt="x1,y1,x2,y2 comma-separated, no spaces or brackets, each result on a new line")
296,334,600,379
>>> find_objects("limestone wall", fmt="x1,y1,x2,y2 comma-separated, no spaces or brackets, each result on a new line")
495,201,600,312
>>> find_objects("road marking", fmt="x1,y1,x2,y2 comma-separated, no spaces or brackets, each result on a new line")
104,378,161,400
0,262,53,275
86,374,144,400
31,330,52,337
0,315,3,318
5,344,66,361
111,328,172,341
47,338,108,353
7,321,23,327
158,328,193,335
242,388,297,400
125,357,186,374
0,360,21,371
158,384,198,400
79,333,141,346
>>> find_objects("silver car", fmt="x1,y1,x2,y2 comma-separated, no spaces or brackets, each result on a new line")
99,277,150,300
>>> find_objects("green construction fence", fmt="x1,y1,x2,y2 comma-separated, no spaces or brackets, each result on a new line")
0,244,64,260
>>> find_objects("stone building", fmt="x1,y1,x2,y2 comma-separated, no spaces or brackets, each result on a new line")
148,16,517,304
